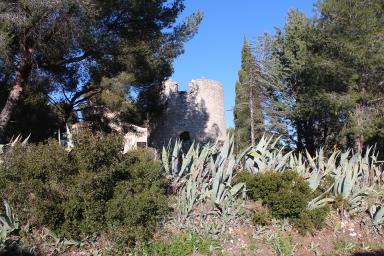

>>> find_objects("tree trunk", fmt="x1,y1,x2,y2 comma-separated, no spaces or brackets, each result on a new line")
0,49,32,143
249,73,255,147
354,104,364,154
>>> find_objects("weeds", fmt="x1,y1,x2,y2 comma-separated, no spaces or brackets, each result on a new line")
132,233,221,256
271,233,294,256
334,240,355,252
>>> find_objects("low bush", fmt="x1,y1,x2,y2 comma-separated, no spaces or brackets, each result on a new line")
0,139,74,229
237,170,328,233
236,171,311,219
292,206,330,235
132,233,221,256
252,210,272,226
0,131,168,247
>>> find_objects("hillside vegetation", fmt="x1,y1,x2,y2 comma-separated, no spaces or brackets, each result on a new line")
0,132,383,255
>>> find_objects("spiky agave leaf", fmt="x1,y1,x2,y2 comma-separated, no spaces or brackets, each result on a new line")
162,146,170,175
65,124,74,151
173,132,246,234
307,186,334,209
177,142,195,181
245,134,291,174
0,201,19,242
370,205,384,226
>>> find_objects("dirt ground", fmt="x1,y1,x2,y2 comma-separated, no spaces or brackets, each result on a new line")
220,212,384,256
30,210,384,255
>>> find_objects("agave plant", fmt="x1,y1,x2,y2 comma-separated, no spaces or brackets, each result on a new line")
162,139,185,187
0,135,30,166
358,146,382,186
304,148,338,191
171,134,246,234
177,178,207,217
308,148,383,212
288,152,308,177
330,150,378,213
175,134,246,211
65,124,74,151
304,150,339,209
0,135,29,153
0,201,19,243
42,228,83,249
244,135,292,174
307,187,334,210
369,204,384,226
162,139,214,191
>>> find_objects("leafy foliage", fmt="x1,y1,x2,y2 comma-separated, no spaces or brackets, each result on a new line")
292,207,330,235
132,233,221,256
271,232,294,256
164,134,247,235
0,0,203,141
237,170,329,234
0,139,74,229
0,87,61,142
237,171,311,219
0,131,168,246
251,210,272,226
259,0,384,152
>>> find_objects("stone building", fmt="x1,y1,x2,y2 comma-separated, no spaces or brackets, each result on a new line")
149,78,227,148
123,125,148,152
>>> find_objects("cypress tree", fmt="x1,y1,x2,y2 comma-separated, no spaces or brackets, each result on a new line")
234,38,264,151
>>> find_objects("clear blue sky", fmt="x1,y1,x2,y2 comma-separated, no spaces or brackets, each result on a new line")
171,0,316,128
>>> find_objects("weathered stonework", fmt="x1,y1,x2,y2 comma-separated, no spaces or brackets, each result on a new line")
149,78,226,148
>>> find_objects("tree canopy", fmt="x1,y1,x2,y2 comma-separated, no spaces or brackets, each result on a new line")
235,0,384,152
0,0,202,142
241,0,384,154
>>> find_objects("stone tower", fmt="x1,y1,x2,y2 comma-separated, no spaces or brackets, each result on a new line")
149,78,227,148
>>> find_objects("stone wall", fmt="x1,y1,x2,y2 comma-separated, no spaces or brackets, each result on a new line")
149,78,226,148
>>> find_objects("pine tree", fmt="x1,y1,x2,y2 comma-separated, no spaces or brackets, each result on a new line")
316,0,384,153
263,1,384,153
234,38,264,151
0,0,203,142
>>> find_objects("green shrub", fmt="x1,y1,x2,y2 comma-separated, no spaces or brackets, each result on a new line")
0,140,74,229
105,150,169,246
73,131,122,172
237,170,329,233
252,210,272,226
132,233,221,256
0,131,168,247
237,171,311,219
292,206,330,235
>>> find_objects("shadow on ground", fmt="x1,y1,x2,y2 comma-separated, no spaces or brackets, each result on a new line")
352,251,384,256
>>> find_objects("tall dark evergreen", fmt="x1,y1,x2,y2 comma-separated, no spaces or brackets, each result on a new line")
270,10,347,153
262,0,384,153
234,38,264,151
315,0,384,153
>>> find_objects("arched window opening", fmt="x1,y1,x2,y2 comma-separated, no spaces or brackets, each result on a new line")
179,131,190,141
